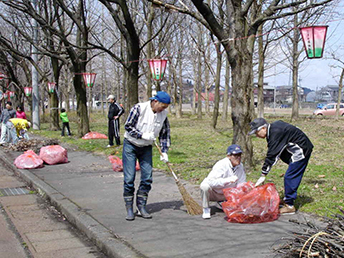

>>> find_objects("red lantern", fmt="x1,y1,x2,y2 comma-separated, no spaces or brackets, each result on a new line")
0,73,7,80
82,73,97,87
24,87,33,97
48,82,56,93
148,59,168,81
8,91,15,99
300,26,328,59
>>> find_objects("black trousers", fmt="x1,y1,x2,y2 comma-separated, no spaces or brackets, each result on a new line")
61,122,71,136
108,119,120,146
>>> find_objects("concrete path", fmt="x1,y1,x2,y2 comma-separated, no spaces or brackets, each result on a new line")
0,136,318,258
0,149,106,258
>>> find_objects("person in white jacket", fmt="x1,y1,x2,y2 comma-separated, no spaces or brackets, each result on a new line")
200,144,246,219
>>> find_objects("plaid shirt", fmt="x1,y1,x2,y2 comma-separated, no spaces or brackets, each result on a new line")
125,104,171,153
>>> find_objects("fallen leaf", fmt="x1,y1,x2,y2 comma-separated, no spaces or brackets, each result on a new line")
279,173,285,177
318,175,326,178
314,183,319,189
332,186,337,191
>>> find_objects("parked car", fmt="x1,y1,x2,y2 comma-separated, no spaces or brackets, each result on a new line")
316,103,326,109
313,103,344,116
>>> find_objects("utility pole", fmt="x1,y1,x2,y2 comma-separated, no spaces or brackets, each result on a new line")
31,0,40,129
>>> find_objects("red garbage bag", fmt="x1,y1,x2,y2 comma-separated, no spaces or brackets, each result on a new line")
14,150,44,169
108,155,123,172
108,155,140,172
82,131,107,139
222,182,280,224
39,145,68,165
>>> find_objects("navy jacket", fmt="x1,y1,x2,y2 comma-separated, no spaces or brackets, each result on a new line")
262,120,313,175
108,102,124,120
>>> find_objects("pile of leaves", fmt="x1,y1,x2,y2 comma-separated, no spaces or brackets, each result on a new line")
4,138,60,153
276,208,344,257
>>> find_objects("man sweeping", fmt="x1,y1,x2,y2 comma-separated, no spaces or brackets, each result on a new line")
200,144,246,219
122,91,171,221
248,118,313,215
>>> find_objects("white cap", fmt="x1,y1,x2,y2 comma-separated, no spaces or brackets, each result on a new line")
107,95,115,100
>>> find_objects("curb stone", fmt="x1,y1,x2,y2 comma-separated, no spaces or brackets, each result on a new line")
0,149,147,258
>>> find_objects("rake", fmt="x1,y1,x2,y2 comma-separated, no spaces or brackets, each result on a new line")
154,141,203,215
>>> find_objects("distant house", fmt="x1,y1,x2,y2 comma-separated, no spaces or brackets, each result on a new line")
320,85,343,102
275,85,305,103
253,83,275,106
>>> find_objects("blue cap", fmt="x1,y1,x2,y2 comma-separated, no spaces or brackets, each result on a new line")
227,144,243,155
150,91,171,104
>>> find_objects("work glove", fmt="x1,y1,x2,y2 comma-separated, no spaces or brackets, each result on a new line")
141,132,155,141
255,175,266,187
224,175,238,185
160,153,168,163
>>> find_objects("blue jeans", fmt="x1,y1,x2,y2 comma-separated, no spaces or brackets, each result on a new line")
122,139,153,196
284,154,311,205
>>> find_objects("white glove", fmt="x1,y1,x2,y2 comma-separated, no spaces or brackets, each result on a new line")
255,175,266,187
225,175,238,184
160,153,168,163
141,132,155,141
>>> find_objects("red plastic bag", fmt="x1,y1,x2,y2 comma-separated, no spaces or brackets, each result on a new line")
14,150,43,169
39,145,68,165
222,182,280,224
108,155,123,172
108,155,140,172
82,132,107,139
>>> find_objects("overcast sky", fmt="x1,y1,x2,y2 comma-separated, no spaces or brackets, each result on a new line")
264,1,344,91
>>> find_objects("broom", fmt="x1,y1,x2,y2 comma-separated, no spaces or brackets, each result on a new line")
154,141,203,215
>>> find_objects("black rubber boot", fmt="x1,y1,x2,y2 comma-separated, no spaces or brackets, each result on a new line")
124,196,135,221
136,191,152,219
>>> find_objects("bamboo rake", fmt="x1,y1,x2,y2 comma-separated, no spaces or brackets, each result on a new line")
154,141,203,215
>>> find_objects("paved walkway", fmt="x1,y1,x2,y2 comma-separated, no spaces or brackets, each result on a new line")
0,135,317,258
0,147,106,258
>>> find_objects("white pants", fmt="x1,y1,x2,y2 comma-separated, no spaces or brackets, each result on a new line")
200,180,226,208
0,122,18,144
0,123,7,143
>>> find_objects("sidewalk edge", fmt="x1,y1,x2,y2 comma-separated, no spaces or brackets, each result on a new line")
0,149,146,258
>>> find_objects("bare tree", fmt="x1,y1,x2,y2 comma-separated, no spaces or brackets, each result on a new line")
149,0,333,168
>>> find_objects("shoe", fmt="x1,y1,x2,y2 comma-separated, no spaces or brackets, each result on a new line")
106,145,113,148
215,201,224,210
279,204,296,215
279,199,286,208
202,208,211,219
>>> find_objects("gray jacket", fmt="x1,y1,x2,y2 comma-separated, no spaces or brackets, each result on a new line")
0,108,16,123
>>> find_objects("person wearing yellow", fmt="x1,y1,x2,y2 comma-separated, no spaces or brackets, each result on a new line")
8,118,31,140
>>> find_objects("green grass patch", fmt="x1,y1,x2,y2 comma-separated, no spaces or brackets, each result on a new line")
32,111,344,216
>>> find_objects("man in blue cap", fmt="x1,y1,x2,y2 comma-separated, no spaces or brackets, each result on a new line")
200,144,246,219
122,91,171,221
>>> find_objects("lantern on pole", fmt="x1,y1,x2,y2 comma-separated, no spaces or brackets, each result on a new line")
300,26,328,59
82,73,97,87
48,82,56,93
8,91,15,99
24,87,33,97
148,59,168,81
0,73,7,80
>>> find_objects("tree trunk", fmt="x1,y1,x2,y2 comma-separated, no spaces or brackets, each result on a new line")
176,54,183,118
291,15,299,121
257,24,265,118
222,57,230,121
230,41,255,169
335,68,344,119
212,43,222,128
74,72,90,136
